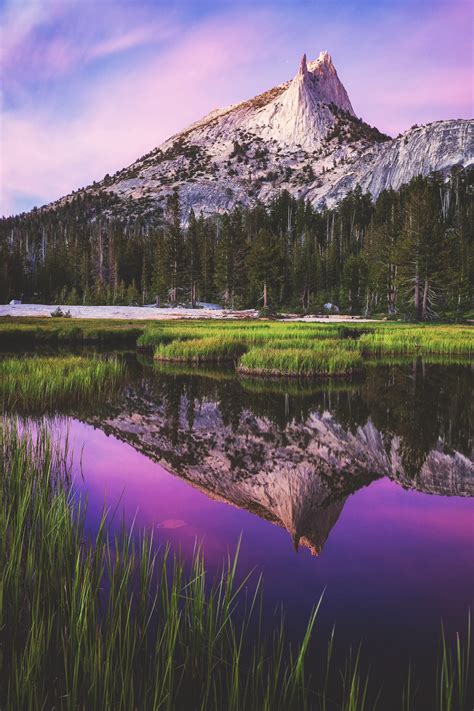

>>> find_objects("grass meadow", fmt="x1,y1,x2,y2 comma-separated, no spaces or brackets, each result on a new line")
1,316,471,378
138,321,473,377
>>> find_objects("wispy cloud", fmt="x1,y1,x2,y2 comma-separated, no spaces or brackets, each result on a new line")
1,0,177,89
1,8,279,214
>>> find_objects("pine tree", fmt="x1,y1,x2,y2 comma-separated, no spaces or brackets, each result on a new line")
365,189,401,315
246,228,284,308
186,209,201,307
397,176,443,320
165,193,184,304
151,228,168,305
199,214,215,303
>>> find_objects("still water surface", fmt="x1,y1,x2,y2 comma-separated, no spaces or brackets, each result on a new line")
19,355,474,703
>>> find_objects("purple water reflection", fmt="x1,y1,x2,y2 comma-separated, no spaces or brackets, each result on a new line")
63,415,474,696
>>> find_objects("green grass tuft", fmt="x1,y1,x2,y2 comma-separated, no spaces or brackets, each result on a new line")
154,336,247,362
237,347,362,377
0,355,124,412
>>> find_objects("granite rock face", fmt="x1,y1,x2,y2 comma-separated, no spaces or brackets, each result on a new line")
51,51,473,219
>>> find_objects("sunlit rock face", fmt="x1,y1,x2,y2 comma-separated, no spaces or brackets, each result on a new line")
306,51,355,115
317,120,474,208
91,383,473,555
239,51,354,152
57,50,472,218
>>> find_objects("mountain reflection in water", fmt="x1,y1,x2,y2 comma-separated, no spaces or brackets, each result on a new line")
87,359,473,556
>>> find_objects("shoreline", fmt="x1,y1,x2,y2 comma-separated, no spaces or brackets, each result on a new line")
0,304,377,323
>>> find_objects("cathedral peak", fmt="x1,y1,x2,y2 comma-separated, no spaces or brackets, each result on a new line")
39,48,471,220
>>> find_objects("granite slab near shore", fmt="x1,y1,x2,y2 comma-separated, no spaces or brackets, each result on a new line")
0,304,376,322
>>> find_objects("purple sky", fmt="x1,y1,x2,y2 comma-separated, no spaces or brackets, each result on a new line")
1,0,472,216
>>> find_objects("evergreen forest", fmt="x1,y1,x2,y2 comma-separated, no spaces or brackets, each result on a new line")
1,167,472,319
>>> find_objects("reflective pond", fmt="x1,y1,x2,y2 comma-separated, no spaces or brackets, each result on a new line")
8,352,474,707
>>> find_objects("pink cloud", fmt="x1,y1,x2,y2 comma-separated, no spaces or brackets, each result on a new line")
343,1,473,133
88,27,165,61
1,9,279,215
0,0,177,84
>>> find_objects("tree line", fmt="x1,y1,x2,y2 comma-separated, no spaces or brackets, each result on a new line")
1,167,472,318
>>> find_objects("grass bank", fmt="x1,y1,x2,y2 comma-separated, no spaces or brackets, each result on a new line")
154,336,247,363
0,316,146,344
238,347,362,377
358,326,474,357
0,356,123,412
1,317,472,378
140,321,473,377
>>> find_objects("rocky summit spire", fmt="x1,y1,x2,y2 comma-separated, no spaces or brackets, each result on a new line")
313,49,332,65
299,53,308,76
307,50,355,115
252,50,354,150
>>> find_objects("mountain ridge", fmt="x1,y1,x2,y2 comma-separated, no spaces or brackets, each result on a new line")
45,50,471,220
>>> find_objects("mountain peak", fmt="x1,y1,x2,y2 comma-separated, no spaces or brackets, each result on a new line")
306,50,355,115
317,49,332,63
307,49,333,71
260,51,338,150
63,49,471,221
